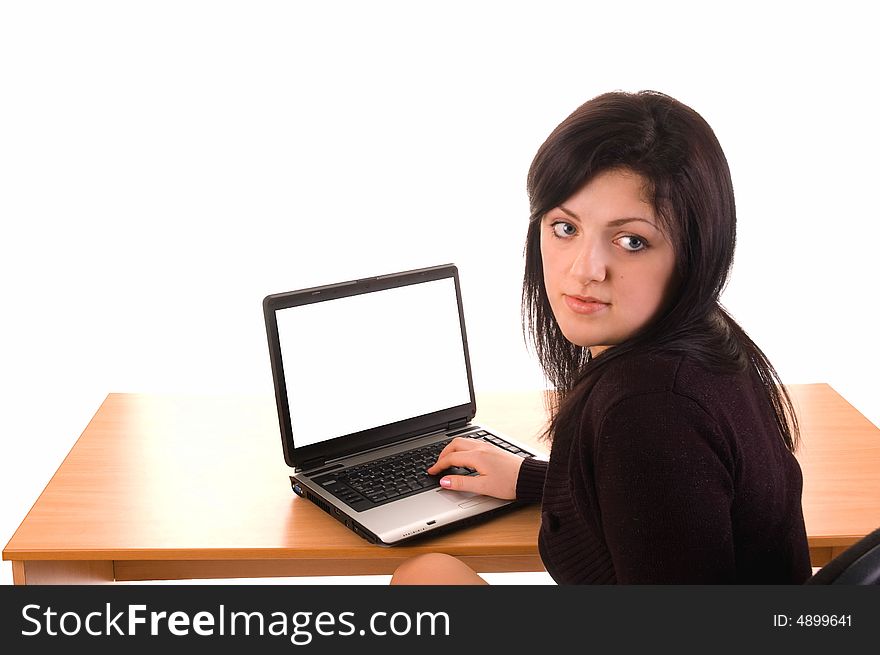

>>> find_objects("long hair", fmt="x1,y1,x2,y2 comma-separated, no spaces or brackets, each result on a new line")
522,90,800,452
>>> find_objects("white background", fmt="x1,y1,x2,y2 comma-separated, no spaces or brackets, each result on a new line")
1,1,877,586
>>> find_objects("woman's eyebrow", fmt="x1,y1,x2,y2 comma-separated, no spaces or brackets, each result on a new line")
606,217,658,230
557,204,658,230
557,205,581,221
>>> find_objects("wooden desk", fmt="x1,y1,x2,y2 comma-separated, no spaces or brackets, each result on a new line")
4,385,878,584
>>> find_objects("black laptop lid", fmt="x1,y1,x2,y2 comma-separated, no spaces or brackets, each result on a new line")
263,264,477,469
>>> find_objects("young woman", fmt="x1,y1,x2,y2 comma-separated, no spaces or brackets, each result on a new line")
391,90,812,584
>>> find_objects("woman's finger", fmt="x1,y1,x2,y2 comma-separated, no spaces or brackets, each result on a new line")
438,472,488,494
427,449,483,474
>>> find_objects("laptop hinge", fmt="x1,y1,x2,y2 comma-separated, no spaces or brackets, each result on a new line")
447,417,469,431
301,457,326,472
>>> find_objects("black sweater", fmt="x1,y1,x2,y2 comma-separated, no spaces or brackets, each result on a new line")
515,350,812,584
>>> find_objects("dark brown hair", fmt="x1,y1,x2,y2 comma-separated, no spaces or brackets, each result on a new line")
522,90,799,452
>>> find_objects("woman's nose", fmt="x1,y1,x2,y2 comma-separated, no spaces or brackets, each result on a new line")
569,238,607,285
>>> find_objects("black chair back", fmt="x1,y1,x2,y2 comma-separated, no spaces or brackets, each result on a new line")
806,526,880,584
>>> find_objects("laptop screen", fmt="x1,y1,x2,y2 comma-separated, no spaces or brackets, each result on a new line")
275,276,471,448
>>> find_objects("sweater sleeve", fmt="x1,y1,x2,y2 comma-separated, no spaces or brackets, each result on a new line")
515,456,547,503
592,391,736,583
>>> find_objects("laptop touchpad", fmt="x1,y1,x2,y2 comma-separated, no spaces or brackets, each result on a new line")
436,489,477,505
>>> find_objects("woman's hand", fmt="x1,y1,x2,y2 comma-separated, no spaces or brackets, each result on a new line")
427,437,525,500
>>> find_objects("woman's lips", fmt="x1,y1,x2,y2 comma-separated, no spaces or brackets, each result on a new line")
563,295,610,315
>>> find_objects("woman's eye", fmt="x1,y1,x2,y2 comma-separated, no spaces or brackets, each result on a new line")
551,221,577,238
616,235,648,252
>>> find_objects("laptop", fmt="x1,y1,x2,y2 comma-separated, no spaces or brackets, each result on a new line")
262,263,538,546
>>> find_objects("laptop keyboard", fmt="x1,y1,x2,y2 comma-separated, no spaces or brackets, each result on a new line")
311,430,533,512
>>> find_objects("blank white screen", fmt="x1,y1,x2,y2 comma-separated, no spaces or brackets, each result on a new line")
275,277,471,448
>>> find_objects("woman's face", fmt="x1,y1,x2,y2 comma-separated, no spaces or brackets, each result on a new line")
540,168,678,354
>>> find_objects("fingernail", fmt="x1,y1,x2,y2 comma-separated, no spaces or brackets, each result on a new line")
440,477,452,488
